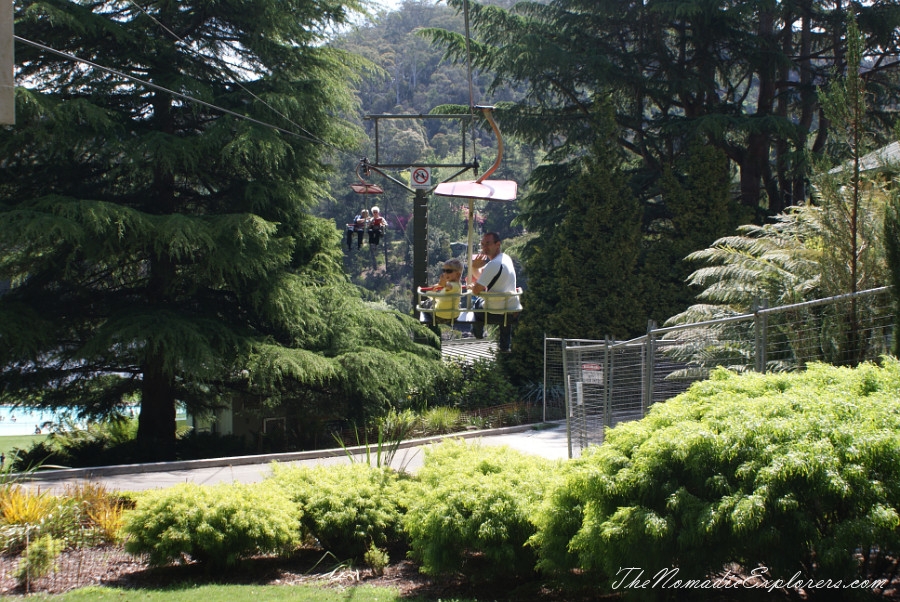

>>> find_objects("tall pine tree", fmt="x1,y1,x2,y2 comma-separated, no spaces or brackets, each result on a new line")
1,0,441,458
508,99,643,381
640,142,746,324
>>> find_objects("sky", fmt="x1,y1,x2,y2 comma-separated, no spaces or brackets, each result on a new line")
370,0,439,13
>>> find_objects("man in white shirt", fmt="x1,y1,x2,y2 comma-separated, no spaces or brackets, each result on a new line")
469,232,522,351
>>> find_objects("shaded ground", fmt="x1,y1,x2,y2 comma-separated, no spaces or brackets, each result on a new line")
0,545,610,600
5,546,888,601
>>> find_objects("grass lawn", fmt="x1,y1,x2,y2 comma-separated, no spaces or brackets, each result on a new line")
35,584,470,602
0,434,46,459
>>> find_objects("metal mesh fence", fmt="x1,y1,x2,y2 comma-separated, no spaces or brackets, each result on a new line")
542,338,597,422
760,288,894,370
0,530,144,596
549,287,895,456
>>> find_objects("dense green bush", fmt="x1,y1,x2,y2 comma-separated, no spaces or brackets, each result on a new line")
268,462,410,559
456,359,519,409
404,439,555,576
123,482,299,570
532,360,900,596
414,358,519,410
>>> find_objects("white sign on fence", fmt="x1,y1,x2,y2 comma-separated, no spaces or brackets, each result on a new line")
582,362,604,384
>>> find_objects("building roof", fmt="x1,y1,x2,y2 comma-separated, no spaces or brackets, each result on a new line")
441,337,498,363
830,141,900,174
859,141,900,172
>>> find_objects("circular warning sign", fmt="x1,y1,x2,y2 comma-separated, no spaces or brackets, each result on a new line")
411,167,431,188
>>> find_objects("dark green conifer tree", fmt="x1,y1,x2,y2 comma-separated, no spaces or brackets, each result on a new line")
509,100,642,380
0,0,441,458
641,142,747,324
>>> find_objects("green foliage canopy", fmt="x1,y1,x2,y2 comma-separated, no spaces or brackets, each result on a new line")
532,360,900,591
404,439,554,576
0,0,443,458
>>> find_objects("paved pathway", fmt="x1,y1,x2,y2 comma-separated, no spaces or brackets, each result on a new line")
20,422,571,494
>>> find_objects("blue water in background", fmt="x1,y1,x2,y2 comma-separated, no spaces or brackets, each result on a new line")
0,406,186,437
0,406,62,437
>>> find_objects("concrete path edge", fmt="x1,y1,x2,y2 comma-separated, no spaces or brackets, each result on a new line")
15,422,563,482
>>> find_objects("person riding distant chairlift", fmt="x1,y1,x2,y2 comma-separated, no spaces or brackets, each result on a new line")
368,206,387,246
468,232,522,352
346,208,369,250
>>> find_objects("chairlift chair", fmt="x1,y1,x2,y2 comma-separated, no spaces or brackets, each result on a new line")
355,0,523,351
350,160,384,194
427,101,520,341
433,106,517,202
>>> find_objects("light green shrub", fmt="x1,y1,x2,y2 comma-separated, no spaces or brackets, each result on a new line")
364,543,390,575
532,360,900,592
419,406,461,435
15,534,64,586
268,462,409,559
404,439,554,576
123,482,299,570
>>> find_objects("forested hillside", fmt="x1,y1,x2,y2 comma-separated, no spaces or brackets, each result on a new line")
320,0,536,313
330,0,900,383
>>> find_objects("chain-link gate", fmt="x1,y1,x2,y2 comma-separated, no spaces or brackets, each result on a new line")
560,338,699,455
542,338,596,422
553,287,895,457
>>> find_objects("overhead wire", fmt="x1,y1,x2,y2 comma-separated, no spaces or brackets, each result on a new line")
13,4,438,251
122,0,351,156
14,35,339,148
16,32,412,259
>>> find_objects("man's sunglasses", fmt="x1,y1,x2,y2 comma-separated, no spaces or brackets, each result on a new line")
442,268,457,273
